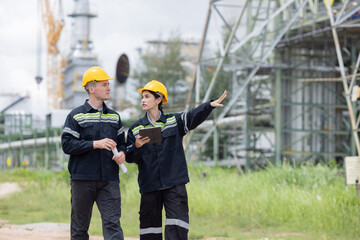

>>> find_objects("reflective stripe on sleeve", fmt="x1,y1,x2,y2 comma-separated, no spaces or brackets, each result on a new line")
181,112,189,133
63,127,80,139
118,127,124,136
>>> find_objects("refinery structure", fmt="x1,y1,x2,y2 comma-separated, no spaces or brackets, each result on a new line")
184,0,360,170
1,0,360,171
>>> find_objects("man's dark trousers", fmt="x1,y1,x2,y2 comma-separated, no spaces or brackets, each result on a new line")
70,180,124,240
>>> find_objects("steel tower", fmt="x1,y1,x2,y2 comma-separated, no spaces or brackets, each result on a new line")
63,0,99,109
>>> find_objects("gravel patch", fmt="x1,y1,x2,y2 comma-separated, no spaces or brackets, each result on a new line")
0,182,20,198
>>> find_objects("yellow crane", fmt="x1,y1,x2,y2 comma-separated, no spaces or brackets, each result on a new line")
37,0,65,110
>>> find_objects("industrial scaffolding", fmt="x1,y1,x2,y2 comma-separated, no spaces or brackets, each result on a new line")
185,0,360,170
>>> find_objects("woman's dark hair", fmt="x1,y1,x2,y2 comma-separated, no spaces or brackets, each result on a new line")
148,90,163,111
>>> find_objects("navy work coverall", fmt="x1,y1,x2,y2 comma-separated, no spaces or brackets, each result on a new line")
126,101,215,239
62,100,126,240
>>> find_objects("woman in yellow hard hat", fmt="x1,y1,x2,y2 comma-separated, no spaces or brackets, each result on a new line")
126,80,227,239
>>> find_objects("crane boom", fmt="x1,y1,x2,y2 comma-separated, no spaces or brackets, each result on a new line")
39,0,65,110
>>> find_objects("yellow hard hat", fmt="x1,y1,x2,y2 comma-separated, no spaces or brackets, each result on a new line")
82,66,114,87
138,80,168,104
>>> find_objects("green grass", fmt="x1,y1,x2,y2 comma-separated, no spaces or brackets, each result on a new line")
0,162,359,239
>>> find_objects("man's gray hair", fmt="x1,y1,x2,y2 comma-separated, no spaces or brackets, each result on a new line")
84,81,97,94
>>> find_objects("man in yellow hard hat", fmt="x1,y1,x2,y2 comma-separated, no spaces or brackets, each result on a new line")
62,66,126,240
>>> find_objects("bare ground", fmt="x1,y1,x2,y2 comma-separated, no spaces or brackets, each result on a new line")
0,182,20,198
0,220,105,240
0,220,139,240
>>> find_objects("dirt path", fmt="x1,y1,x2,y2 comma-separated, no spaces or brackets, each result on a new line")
0,220,138,240
0,221,79,240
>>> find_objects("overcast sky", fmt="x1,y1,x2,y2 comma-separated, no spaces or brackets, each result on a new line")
0,0,212,117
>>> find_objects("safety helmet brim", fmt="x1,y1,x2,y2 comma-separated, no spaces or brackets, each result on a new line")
138,88,168,104
82,78,114,87
82,66,114,87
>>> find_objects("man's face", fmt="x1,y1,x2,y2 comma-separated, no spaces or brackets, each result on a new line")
90,80,111,101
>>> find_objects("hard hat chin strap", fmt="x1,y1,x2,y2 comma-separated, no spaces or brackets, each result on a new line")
156,92,163,101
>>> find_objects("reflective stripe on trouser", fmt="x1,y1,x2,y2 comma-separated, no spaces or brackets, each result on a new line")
70,180,124,240
139,184,189,240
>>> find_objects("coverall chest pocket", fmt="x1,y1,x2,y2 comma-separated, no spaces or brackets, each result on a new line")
162,128,177,149
104,122,119,139
162,128,176,138
79,122,95,140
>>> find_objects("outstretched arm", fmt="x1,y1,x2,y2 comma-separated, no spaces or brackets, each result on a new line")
178,90,228,135
210,90,227,108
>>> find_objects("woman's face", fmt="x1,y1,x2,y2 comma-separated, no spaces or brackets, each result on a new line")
141,90,161,111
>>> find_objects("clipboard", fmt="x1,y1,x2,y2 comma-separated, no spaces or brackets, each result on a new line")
139,127,162,144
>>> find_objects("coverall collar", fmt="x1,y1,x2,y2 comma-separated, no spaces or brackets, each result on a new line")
141,110,166,126
84,99,109,113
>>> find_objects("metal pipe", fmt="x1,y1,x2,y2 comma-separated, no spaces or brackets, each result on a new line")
0,136,61,151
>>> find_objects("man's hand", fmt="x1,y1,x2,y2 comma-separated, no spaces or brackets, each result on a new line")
210,90,227,108
93,138,117,151
113,150,125,165
135,135,150,148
